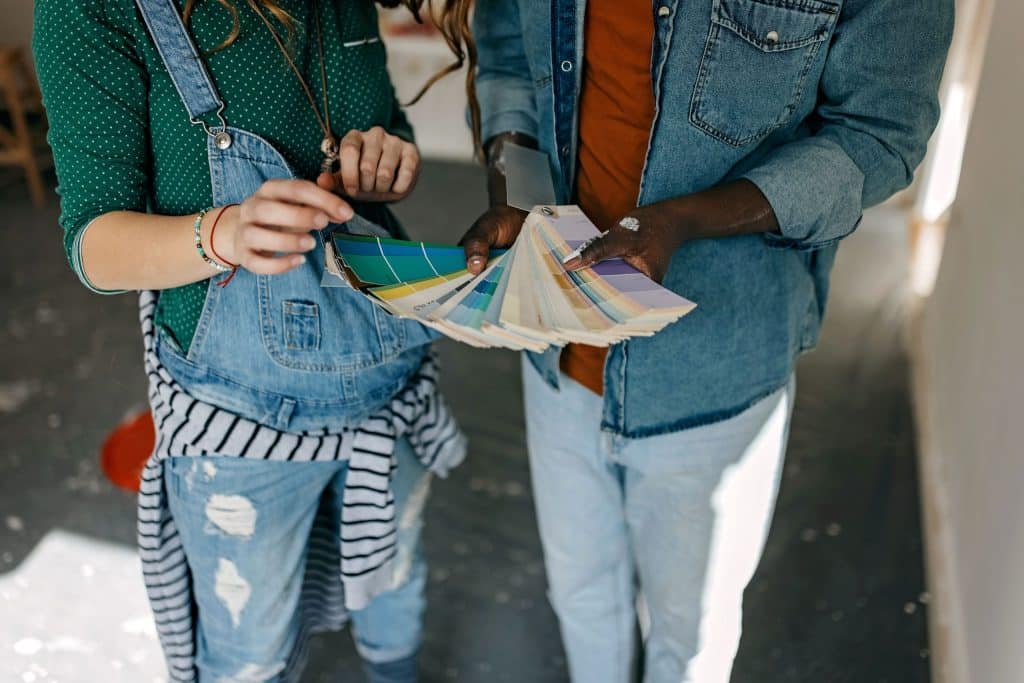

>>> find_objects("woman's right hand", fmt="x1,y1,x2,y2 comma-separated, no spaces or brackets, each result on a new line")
213,179,354,275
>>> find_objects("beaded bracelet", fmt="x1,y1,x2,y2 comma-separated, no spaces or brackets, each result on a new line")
193,207,231,273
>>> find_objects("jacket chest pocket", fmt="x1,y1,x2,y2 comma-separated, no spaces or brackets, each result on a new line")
690,0,839,147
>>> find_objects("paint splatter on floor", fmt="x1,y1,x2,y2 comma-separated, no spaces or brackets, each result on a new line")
0,380,39,414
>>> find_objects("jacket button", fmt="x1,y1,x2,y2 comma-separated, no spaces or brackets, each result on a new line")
765,30,780,44
560,60,573,72
658,5,671,17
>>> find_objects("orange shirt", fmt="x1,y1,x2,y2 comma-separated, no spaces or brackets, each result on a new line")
561,0,656,395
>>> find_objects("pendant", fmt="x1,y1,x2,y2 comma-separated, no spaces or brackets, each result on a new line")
320,136,338,158
320,136,339,174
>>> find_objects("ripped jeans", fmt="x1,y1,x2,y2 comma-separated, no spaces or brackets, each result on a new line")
165,439,431,683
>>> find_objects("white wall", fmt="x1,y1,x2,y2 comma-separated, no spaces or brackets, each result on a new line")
914,1,1024,681
384,34,474,161
0,0,34,56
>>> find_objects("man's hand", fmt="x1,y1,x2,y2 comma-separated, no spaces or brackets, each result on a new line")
460,132,538,275
460,204,528,275
317,126,420,203
563,179,782,283
562,205,684,283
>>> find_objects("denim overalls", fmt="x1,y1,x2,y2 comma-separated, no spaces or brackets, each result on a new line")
138,0,437,434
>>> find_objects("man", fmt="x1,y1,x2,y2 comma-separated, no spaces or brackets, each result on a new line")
461,0,952,681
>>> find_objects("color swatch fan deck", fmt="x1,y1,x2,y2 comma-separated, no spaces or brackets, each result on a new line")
327,205,697,351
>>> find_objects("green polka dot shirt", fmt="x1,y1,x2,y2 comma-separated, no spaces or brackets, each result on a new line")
33,0,413,352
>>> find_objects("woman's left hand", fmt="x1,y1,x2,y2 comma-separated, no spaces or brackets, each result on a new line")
317,126,420,203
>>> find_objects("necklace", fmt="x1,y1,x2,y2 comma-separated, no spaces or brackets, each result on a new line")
252,0,339,173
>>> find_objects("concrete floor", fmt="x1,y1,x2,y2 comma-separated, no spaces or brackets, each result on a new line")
0,163,929,682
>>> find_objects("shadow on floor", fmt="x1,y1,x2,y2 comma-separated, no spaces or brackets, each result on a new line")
0,163,928,682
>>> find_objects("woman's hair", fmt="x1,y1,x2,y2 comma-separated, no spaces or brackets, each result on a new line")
182,0,481,154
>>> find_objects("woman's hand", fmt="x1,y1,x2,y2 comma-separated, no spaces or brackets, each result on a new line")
213,179,353,275
317,126,421,203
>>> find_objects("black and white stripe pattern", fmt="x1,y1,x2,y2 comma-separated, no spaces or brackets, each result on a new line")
135,291,466,682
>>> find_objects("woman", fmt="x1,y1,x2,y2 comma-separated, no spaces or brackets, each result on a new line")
33,0,475,680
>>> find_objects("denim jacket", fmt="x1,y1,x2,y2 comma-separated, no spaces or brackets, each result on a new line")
473,0,953,437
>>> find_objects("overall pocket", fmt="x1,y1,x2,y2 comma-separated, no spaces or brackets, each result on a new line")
690,0,839,147
260,269,395,372
258,234,438,373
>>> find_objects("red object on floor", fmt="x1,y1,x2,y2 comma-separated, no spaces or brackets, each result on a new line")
100,410,155,492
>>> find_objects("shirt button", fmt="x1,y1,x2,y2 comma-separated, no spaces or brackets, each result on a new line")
560,60,574,72
560,145,570,156
765,30,780,44
658,5,671,17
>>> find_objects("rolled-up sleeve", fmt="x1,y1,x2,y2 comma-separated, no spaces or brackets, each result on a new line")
742,0,954,250
472,0,538,143
33,0,149,293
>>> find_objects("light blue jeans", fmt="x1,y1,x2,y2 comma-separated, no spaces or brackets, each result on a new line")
523,359,795,683
165,439,431,683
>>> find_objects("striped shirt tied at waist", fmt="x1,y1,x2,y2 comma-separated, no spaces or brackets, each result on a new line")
134,291,467,681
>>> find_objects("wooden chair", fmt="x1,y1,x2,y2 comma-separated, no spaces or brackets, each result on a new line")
0,46,47,207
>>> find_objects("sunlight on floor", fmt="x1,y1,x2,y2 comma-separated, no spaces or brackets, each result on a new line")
0,530,165,682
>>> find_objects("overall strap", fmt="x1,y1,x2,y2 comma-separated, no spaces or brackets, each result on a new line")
135,0,226,132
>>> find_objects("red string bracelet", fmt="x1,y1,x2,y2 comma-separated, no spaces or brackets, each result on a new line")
209,204,240,287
